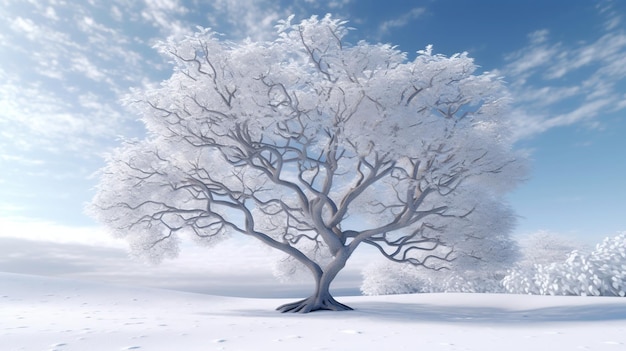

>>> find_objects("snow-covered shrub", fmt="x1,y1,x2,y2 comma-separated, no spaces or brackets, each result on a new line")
502,233,626,296
517,231,585,267
360,260,508,295
360,261,427,295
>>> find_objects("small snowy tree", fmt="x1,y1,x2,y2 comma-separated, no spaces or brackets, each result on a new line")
89,15,525,313
503,233,626,296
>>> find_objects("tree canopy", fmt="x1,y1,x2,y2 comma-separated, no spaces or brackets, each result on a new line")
89,15,526,312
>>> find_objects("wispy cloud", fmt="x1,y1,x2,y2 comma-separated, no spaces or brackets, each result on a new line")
546,32,626,80
140,0,192,39
202,0,357,42
0,154,46,166
377,7,427,38
597,0,623,30
303,0,353,10
501,7,626,141
205,0,289,41
0,217,124,248
0,71,119,154
502,30,560,84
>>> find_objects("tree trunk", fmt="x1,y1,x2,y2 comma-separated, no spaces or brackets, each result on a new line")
276,251,352,313
275,274,352,313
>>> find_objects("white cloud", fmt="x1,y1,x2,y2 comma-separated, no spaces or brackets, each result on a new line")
546,32,626,80
71,54,108,82
502,21,626,140
0,217,124,248
110,5,123,21
10,16,40,39
545,98,609,133
140,0,191,39
205,0,289,41
43,6,59,21
378,7,427,38
0,153,46,166
513,86,581,107
510,96,617,141
78,15,120,42
304,0,353,9
0,72,120,154
527,29,550,45
0,204,26,214
328,0,352,9
597,0,623,31
615,93,626,111
503,31,561,84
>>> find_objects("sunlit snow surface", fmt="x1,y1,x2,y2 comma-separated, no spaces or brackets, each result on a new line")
2,273,626,351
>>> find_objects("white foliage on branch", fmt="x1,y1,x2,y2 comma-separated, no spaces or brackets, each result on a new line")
502,233,626,296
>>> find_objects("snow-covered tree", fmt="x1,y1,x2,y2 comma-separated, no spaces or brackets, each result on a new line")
503,233,626,296
88,15,525,313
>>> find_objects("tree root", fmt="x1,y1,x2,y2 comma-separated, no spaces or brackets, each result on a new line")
276,295,353,313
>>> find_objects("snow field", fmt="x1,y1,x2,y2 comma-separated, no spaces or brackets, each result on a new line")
2,273,626,351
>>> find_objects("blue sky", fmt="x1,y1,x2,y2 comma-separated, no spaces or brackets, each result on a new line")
0,0,625,289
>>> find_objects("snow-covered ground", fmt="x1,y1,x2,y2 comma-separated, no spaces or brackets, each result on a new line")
2,272,626,351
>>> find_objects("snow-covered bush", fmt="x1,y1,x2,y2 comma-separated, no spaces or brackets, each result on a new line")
516,231,584,267
360,261,427,295
361,260,508,295
502,233,626,296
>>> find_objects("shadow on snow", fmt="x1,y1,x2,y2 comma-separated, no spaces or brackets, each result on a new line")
204,298,626,324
